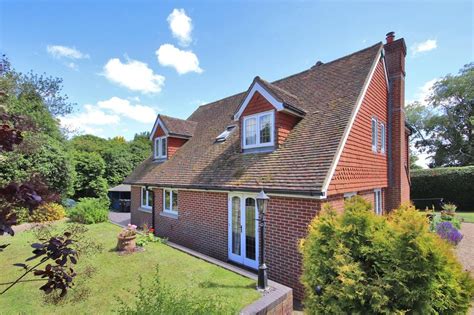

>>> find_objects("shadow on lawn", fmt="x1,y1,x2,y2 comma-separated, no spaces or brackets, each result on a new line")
198,280,256,290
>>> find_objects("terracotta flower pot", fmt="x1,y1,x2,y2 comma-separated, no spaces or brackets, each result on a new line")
117,234,137,252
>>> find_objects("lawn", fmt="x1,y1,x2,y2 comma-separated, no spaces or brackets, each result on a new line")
458,212,474,223
0,222,261,314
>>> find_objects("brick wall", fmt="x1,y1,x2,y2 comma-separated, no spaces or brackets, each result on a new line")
328,60,389,196
153,189,229,261
130,185,153,227
384,38,410,211
326,189,383,214
265,196,321,300
276,112,300,145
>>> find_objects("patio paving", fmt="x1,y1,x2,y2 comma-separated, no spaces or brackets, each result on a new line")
108,211,131,227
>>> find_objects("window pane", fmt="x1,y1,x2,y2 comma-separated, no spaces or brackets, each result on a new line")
147,190,153,207
245,198,256,260
141,188,146,206
381,124,385,151
371,119,377,147
172,191,178,211
245,118,257,145
231,196,241,255
165,190,171,210
259,114,272,143
161,138,167,157
155,139,160,157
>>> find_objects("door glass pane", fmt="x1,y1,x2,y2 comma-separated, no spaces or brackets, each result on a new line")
172,191,178,211
245,198,256,260
231,196,241,255
259,114,272,143
245,118,257,145
165,190,171,210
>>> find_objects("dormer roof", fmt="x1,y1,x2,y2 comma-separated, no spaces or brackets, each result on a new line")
149,114,197,140
233,76,306,120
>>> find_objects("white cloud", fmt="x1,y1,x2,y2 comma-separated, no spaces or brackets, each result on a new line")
98,96,158,123
103,58,165,93
47,45,90,59
156,44,202,74
66,62,78,71
167,8,192,46
409,78,438,105
411,39,437,55
60,104,120,136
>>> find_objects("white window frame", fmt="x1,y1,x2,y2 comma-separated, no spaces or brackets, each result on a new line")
374,189,382,215
154,136,167,159
140,187,152,210
371,117,378,152
163,188,178,215
344,192,357,199
380,122,386,153
242,110,275,149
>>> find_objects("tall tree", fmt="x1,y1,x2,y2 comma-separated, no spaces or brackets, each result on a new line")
407,63,473,167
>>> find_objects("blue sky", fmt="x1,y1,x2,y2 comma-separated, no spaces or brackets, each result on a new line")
1,0,473,142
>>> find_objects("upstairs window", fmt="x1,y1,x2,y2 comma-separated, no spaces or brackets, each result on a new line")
141,187,153,209
371,118,377,152
243,111,274,149
380,123,386,153
154,136,167,159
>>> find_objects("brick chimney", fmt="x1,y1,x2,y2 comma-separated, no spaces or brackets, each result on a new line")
384,32,410,211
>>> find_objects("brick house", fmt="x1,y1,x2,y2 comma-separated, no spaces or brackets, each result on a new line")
125,33,411,300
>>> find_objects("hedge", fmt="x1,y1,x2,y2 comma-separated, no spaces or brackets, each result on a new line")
411,166,474,211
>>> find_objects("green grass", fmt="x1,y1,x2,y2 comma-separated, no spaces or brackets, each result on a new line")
457,212,474,223
0,222,260,314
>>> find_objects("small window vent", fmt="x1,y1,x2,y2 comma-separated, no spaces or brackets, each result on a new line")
215,125,236,142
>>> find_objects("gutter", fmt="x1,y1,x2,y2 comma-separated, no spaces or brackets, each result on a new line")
123,181,325,198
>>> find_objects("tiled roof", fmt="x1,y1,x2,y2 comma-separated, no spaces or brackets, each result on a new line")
159,115,197,138
252,77,305,116
125,43,383,195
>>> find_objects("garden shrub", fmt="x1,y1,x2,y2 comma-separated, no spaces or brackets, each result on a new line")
11,207,30,224
29,202,66,222
117,265,235,315
300,196,474,314
411,166,474,211
68,198,109,224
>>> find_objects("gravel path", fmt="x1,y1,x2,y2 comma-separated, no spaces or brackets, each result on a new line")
108,211,131,227
457,223,474,274
456,223,474,315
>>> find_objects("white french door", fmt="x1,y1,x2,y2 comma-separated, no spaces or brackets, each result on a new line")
228,193,259,269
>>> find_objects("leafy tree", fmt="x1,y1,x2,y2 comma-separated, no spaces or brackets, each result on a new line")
407,63,473,167
129,132,152,167
68,134,108,155
103,145,134,187
72,151,108,199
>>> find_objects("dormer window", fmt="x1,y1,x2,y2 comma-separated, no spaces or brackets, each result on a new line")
154,136,167,159
243,110,274,149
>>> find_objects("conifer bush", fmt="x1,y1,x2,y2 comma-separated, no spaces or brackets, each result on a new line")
29,202,66,222
300,196,474,314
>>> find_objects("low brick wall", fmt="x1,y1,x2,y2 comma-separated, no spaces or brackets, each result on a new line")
240,283,293,315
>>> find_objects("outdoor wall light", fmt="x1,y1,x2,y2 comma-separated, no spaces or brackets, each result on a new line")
256,189,270,291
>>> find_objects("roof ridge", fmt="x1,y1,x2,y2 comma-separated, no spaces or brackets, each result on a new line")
271,42,383,85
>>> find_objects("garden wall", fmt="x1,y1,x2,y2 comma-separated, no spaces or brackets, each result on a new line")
411,166,474,211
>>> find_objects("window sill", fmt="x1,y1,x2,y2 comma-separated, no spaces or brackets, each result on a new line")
160,211,178,219
138,207,152,213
